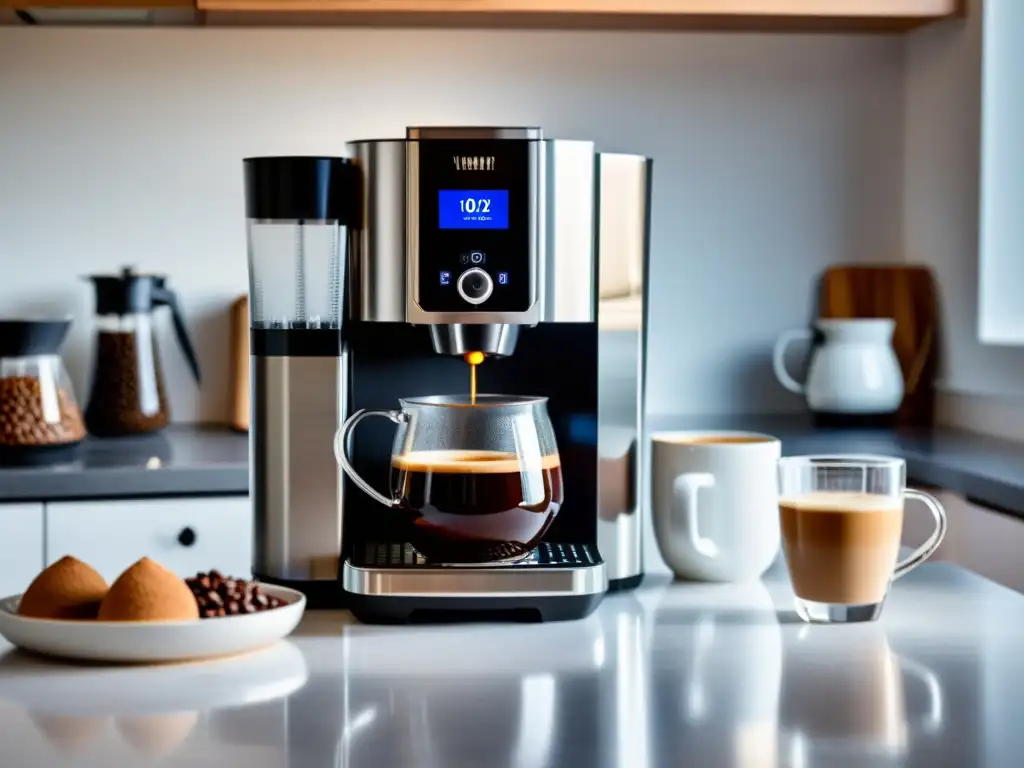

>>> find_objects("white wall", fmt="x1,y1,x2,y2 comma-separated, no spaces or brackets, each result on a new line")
0,27,906,422
905,0,1024,402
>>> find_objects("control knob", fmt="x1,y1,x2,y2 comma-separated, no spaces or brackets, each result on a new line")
457,268,494,305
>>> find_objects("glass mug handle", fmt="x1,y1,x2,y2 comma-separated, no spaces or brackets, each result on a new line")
893,489,949,581
333,408,407,509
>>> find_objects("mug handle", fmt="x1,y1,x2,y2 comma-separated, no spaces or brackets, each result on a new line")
772,328,812,394
333,409,407,508
898,655,944,734
673,473,719,558
893,489,948,580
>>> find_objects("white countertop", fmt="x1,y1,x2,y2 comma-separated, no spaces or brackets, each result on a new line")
0,561,1022,767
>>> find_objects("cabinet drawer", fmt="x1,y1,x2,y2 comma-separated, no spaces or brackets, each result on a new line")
45,498,252,583
0,504,44,597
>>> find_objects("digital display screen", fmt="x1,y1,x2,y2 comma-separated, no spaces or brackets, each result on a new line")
438,190,509,230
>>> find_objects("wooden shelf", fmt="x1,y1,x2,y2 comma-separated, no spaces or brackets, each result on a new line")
0,0,965,31
0,0,194,8
196,0,964,32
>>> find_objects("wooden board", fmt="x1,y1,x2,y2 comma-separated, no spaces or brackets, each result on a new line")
817,264,939,427
229,295,249,433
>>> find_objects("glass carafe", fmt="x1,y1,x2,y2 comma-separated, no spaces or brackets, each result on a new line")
335,395,562,564
0,319,85,466
84,267,201,437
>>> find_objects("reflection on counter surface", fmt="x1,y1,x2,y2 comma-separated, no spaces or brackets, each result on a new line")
0,562,1021,766
0,641,307,766
650,580,782,767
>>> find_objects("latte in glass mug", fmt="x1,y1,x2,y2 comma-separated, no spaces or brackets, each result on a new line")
777,456,947,624
779,492,903,606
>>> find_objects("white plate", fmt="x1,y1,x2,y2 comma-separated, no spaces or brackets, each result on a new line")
0,585,306,664
0,640,309,716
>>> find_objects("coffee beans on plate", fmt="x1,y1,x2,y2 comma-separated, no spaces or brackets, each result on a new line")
185,571,283,619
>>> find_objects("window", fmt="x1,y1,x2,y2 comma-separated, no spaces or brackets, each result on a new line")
979,0,1024,344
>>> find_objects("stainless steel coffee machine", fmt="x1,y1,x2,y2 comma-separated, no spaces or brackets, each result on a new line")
246,127,651,623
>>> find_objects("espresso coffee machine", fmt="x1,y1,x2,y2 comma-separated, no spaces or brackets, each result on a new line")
246,127,651,623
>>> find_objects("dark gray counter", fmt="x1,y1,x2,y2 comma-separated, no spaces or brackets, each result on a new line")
0,427,248,502
649,414,1024,519
2,418,1023,518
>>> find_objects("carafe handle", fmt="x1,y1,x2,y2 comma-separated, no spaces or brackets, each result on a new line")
151,284,202,384
334,409,406,509
772,328,813,395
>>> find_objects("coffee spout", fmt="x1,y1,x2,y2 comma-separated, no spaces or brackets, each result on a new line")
428,324,519,358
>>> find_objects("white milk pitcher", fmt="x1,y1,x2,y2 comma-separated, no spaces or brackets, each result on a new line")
773,318,904,416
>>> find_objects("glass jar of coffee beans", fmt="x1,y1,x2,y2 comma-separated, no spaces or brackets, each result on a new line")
0,319,86,467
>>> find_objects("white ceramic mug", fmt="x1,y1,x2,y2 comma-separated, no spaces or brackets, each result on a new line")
651,431,781,582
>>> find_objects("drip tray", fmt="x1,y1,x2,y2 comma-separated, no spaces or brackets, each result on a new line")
343,542,606,598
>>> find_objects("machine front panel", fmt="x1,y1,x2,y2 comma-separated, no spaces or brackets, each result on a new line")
414,138,536,314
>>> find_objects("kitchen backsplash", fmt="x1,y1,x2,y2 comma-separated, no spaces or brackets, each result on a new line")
0,27,906,422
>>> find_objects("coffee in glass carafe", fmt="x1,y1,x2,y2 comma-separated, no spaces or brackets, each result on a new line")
84,267,201,436
336,394,563,564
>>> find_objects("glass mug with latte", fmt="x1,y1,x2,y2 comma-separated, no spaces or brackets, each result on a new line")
778,456,948,624
335,395,562,564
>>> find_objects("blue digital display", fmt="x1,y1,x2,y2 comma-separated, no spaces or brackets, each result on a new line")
439,190,509,230
498,272,509,285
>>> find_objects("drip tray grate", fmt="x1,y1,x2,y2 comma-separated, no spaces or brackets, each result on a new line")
352,541,599,570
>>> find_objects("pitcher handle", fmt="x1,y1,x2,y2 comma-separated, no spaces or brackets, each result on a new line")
772,329,812,394
334,409,406,508
894,489,948,580
151,283,202,385
673,473,719,558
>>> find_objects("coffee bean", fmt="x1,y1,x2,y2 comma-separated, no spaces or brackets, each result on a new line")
185,571,287,618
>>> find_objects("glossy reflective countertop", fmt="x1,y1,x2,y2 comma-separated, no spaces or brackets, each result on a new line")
0,561,1022,767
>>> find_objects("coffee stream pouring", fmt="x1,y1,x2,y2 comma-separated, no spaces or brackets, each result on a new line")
84,267,201,436
463,351,485,404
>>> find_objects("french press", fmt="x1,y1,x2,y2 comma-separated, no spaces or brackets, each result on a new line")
84,267,201,436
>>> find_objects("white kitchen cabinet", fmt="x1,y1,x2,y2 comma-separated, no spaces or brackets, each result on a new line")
0,504,44,597
45,497,252,583
904,488,1024,594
